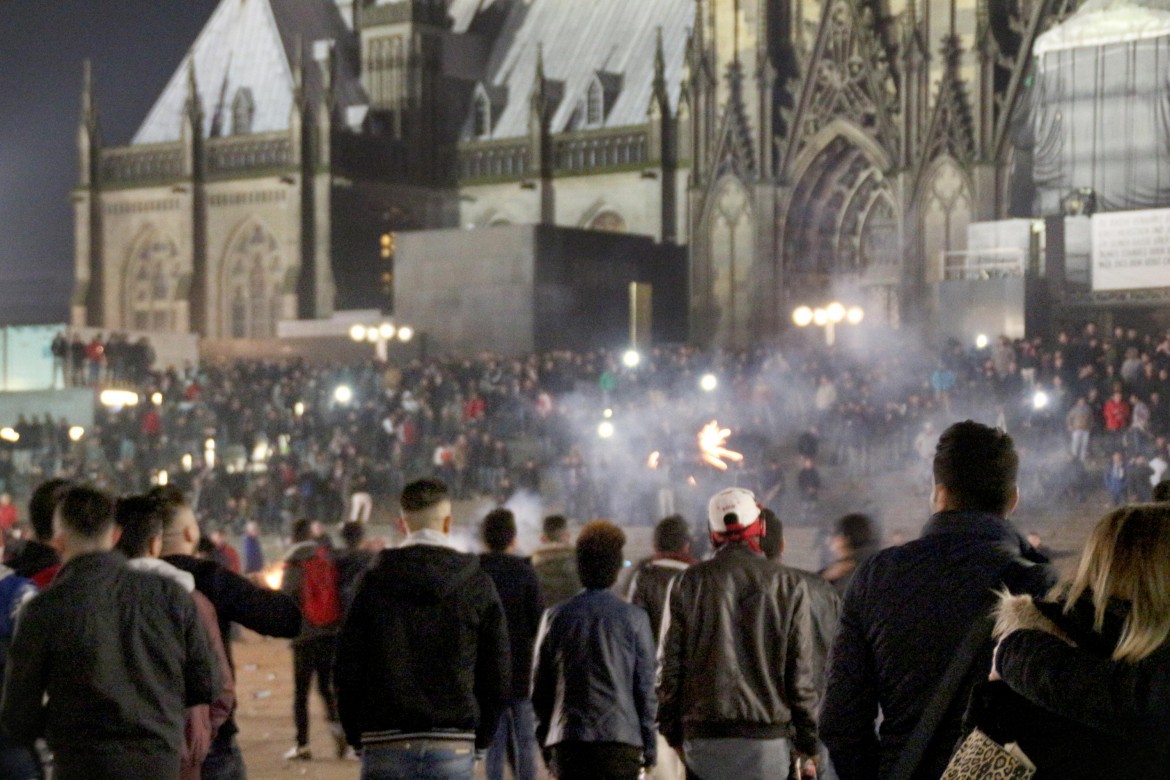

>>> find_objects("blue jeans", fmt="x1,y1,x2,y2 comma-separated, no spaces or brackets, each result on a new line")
486,699,538,780
361,742,475,780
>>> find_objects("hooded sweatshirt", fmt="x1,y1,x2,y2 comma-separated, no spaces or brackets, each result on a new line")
334,537,510,750
128,556,235,780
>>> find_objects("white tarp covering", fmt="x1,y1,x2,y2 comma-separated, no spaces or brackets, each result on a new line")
1091,208,1170,290
1035,0,1170,56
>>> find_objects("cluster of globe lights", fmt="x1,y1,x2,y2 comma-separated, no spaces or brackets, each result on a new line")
791,301,865,328
348,322,414,344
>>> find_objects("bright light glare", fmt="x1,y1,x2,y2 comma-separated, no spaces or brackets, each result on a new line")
826,302,846,323
334,385,354,404
68,426,85,442
205,438,216,451
700,373,718,392
294,401,305,417
622,349,641,368
157,470,169,487
182,453,193,471
0,428,18,444
349,324,367,342
99,389,140,408
846,306,864,325
151,392,163,406
698,420,744,471
378,323,397,340
1033,391,1050,411
647,451,660,469
792,306,814,327
366,328,380,343
975,334,989,349
813,308,829,327
263,565,284,591
603,408,614,419
598,421,615,439
397,327,414,342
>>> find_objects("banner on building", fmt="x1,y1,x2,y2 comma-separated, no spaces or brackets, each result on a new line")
1092,208,1170,291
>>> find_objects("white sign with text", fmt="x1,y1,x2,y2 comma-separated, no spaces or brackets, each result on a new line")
1092,208,1170,291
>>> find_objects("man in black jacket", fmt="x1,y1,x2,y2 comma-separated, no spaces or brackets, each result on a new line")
336,478,509,780
657,487,819,780
479,508,544,780
7,478,71,588
152,485,302,780
0,485,219,780
820,420,1056,780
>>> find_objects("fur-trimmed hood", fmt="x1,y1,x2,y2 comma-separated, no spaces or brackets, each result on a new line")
994,591,1074,645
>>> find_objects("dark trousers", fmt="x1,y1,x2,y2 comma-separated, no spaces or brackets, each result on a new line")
552,742,641,780
293,634,340,746
201,732,246,780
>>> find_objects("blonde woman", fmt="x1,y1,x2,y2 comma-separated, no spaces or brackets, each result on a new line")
983,503,1170,777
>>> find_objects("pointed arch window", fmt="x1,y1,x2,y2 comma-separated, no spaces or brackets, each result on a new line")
223,221,285,338
585,78,604,128
473,91,491,139
232,88,255,135
125,231,181,332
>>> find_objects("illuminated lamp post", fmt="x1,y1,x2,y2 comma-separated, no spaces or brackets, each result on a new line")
349,321,415,361
792,302,864,346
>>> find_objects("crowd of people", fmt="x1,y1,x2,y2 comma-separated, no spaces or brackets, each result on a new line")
1,418,1169,780
7,319,1170,543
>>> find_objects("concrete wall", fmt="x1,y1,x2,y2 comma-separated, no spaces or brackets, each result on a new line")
0,389,94,430
396,226,537,355
395,225,686,356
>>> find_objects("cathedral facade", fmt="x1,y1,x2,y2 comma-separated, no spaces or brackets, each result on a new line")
74,0,1060,345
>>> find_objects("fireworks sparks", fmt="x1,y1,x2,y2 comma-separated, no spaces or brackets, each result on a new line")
698,420,743,471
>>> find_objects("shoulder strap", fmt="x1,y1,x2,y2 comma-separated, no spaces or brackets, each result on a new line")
890,557,1022,779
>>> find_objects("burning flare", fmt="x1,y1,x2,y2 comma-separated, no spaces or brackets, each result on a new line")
647,451,661,470
262,564,284,591
698,420,743,471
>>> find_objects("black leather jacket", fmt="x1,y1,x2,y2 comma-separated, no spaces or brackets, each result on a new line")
657,542,819,756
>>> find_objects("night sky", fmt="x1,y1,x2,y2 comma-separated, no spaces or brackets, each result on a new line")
0,1,219,325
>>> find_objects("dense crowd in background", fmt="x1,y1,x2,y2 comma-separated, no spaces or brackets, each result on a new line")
2,319,1169,538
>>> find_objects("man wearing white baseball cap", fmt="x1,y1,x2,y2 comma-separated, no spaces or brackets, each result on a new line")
657,487,819,780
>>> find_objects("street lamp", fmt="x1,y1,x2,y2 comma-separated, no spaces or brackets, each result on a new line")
622,349,641,369
792,301,864,346
349,320,415,360
700,373,718,392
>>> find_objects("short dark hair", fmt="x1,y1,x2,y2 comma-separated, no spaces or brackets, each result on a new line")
542,514,569,542
576,520,625,589
291,518,313,543
653,514,691,554
340,521,365,549
29,478,72,541
56,485,115,540
146,484,189,532
400,478,449,513
482,508,517,552
758,508,783,560
1154,479,1170,503
114,495,165,558
933,420,1019,514
835,512,877,551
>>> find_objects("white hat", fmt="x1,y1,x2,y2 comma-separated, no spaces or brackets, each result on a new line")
707,487,761,534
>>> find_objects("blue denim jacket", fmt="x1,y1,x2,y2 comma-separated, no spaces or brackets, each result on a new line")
531,588,657,766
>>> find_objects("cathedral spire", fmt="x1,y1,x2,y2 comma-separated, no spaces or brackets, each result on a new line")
652,27,668,105
184,54,204,129
80,59,99,134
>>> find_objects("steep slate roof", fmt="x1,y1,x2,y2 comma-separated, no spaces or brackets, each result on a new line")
134,0,364,144
469,0,693,140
